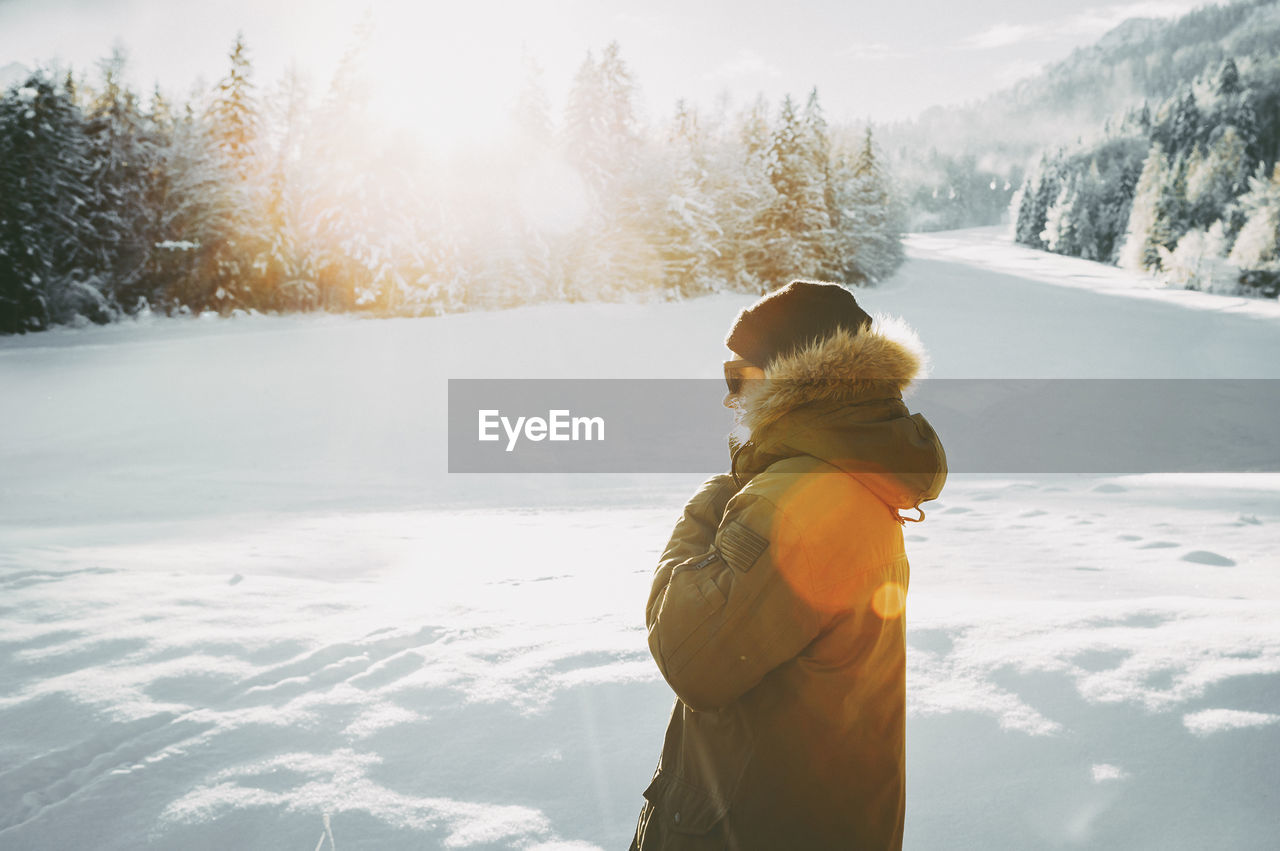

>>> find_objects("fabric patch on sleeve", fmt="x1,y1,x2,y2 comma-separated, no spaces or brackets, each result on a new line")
719,520,768,572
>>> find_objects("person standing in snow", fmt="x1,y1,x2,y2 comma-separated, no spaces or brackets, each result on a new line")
629,280,947,850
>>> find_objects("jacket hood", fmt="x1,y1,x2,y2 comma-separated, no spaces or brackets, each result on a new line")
728,312,947,513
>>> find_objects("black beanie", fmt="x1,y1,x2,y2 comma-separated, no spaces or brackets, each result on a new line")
724,280,873,370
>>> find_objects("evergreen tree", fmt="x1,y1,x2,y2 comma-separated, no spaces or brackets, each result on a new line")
1165,150,1192,245
198,32,264,310
62,69,81,108
0,72,99,332
1186,125,1250,235
82,47,158,312
1014,172,1040,246
740,93,771,162
1119,144,1163,271
560,42,654,300
561,50,609,298
413,201,470,313
505,54,559,305
704,96,775,292
1162,90,1202,155
1041,177,1079,256
258,63,317,311
1119,144,1181,271
1227,162,1280,272
306,19,385,311
564,50,612,195
135,84,178,306
598,41,640,180
1162,224,1232,293
833,127,904,284
654,100,722,297
156,102,243,311
1016,155,1061,250
1073,162,1102,261
207,32,259,175
761,94,830,285
514,52,553,151
1216,58,1242,98
1091,140,1146,263
801,88,840,280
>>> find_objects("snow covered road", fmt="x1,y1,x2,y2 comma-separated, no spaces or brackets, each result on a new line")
2,230,1278,849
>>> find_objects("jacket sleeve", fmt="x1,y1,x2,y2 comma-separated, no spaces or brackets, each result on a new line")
645,474,741,626
645,487,826,712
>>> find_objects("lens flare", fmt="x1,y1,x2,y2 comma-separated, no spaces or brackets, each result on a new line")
872,581,905,620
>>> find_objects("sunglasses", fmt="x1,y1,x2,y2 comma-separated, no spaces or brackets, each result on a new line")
723,358,758,395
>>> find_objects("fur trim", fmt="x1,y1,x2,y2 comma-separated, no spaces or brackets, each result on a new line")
731,312,930,439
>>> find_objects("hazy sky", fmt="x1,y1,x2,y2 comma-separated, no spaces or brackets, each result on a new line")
0,0,1207,150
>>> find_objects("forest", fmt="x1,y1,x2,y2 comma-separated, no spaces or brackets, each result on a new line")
1014,54,1280,297
888,0,1280,247
0,32,904,334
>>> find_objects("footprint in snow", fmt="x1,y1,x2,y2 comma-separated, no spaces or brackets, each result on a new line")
229,574,244,585
1140,541,1179,549
1181,550,1236,566
1019,509,1048,518
1117,534,1142,541
944,506,972,514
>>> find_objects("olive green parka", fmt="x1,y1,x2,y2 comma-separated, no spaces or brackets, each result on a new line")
630,315,947,851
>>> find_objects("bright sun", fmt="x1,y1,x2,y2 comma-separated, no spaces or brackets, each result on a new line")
359,3,530,155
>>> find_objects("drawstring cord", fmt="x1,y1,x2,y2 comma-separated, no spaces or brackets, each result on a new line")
898,506,926,524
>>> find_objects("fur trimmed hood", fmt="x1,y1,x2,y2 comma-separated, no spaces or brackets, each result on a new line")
733,313,931,438
728,313,946,513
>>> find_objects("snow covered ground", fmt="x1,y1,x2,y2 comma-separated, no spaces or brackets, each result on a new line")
2,229,1278,849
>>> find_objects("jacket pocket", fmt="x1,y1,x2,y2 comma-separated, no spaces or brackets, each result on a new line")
641,769,729,838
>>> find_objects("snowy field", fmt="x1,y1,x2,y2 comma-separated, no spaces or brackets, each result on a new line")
2,228,1279,850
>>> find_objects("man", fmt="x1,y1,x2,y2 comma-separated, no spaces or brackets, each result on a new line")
629,280,947,850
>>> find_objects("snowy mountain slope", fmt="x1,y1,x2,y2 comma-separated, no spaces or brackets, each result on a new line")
891,0,1280,159
1,231,1278,849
